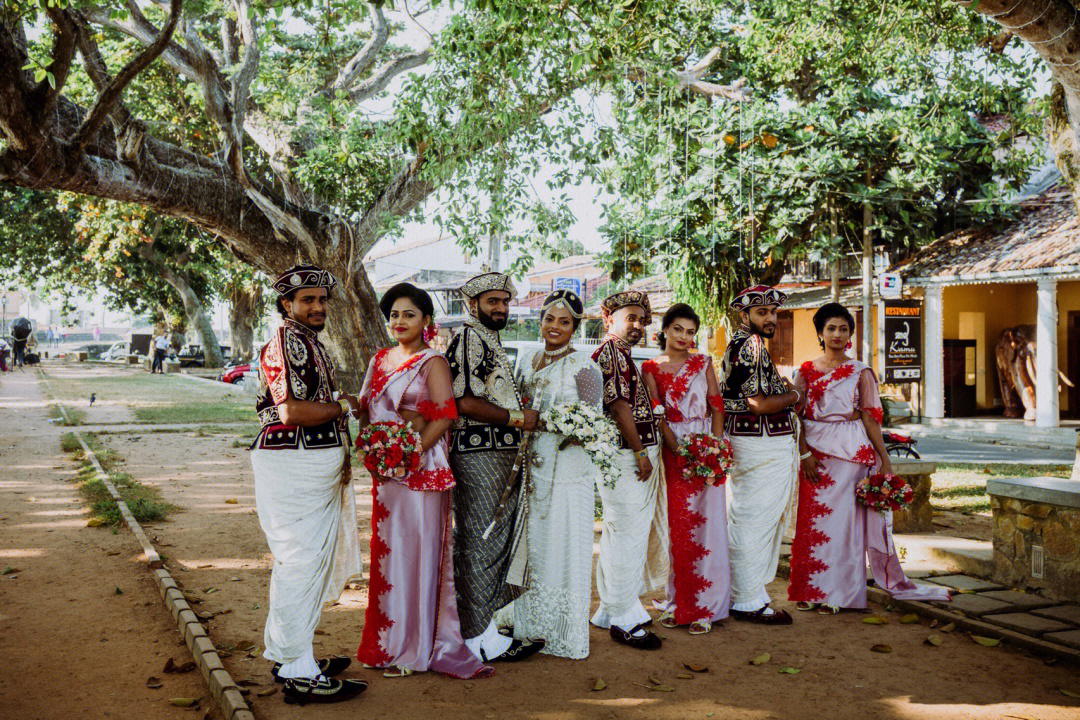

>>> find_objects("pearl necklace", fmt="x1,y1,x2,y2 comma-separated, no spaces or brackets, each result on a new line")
543,344,571,358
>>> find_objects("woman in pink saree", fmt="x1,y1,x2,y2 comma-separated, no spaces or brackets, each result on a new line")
789,303,950,613
356,283,492,679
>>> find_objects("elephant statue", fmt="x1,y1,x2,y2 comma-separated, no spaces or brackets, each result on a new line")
995,325,1073,420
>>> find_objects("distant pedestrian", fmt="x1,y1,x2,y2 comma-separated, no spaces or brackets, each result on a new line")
47,327,55,347
151,333,169,374
93,326,101,343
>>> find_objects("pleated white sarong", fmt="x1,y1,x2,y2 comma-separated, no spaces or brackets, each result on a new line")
726,434,797,611
252,446,362,664
592,444,669,630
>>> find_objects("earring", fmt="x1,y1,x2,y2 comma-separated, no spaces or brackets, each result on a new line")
846,341,853,350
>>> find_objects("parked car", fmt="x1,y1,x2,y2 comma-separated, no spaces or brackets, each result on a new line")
104,341,131,361
219,363,251,386
174,344,232,368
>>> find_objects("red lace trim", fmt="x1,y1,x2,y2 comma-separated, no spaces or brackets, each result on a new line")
367,348,430,401
417,399,458,422
662,449,712,624
788,454,835,603
647,355,707,425
866,406,884,425
852,444,878,466
357,480,394,667
707,394,723,412
801,361,856,419
404,467,456,492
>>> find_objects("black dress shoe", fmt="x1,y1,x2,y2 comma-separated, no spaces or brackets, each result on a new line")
282,676,367,705
486,638,545,662
609,623,662,650
730,607,793,625
272,655,352,683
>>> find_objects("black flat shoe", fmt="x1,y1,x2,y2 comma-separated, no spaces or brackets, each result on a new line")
282,676,367,705
273,655,352,683
486,638,545,662
730,607,793,625
609,623,662,650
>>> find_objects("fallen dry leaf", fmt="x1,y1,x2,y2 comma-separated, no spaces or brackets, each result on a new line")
169,698,200,708
940,622,956,633
86,518,105,527
204,586,218,594
182,593,201,605
749,653,771,666
235,679,260,687
971,635,1000,647
676,674,694,680
224,498,238,504
899,614,920,624
929,619,939,628
924,634,944,647
591,678,606,691
863,616,887,625
870,644,893,653
647,676,662,686
173,661,196,674
196,564,213,569
1059,688,1080,699
257,687,278,698
683,662,709,672
650,685,675,692
778,667,801,674
146,676,163,689
229,576,240,582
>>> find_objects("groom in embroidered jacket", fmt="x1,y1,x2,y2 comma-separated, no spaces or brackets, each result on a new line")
446,271,545,664
250,264,367,704
590,290,669,650
721,285,802,626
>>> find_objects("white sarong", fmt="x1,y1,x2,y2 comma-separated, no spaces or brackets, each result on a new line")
591,444,668,630
726,434,797,612
252,446,362,665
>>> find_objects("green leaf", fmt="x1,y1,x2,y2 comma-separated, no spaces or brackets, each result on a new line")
34,68,46,83
778,667,801,674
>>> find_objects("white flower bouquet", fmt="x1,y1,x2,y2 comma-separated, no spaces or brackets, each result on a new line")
541,401,622,489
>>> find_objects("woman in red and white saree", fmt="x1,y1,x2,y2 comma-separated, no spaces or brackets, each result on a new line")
788,303,949,613
356,283,492,679
642,304,730,635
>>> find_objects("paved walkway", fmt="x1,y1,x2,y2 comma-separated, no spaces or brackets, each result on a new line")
0,372,208,719
915,437,1074,465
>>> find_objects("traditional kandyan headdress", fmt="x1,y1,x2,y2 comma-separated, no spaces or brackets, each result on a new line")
730,284,788,312
272,264,338,296
459,271,517,300
601,290,652,325
541,289,584,319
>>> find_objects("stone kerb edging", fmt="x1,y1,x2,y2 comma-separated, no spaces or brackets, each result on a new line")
37,371,255,720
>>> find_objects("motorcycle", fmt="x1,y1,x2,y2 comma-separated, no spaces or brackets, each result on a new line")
884,429,920,459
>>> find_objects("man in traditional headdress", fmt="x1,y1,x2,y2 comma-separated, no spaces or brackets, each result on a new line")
590,290,668,650
251,264,367,704
721,285,802,625
447,271,545,663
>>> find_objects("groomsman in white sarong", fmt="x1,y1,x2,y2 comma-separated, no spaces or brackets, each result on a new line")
721,285,801,626
591,291,669,650
251,265,367,704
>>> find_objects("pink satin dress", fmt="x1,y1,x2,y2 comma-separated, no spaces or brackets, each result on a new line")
788,360,950,608
356,347,492,678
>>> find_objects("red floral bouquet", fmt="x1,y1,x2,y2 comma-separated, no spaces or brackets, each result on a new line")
676,433,734,486
855,473,914,512
355,421,423,479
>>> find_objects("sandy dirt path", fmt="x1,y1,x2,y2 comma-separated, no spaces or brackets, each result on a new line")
0,370,212,720
99,394,1080,720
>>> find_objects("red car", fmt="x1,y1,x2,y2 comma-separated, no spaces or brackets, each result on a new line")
219,363,251,384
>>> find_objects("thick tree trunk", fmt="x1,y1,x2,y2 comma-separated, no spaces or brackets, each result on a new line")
1047,82,1080,211
227,284,261,363
159,267,225,367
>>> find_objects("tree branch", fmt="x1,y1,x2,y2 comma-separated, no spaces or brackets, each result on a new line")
39,8,79,114
347,48,432,103
330,3,388,93
70,0,183,154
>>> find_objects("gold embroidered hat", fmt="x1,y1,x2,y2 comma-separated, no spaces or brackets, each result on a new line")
272,264,338,296
601,290,652,325
459,271,517,300
730,284,787,311
541,289,584,319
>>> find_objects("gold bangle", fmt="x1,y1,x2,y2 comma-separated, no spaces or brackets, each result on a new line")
507,410,524,428
337,398,352,418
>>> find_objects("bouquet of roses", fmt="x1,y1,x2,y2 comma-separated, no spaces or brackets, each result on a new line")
676,433,733,485
355,421,423,479
541,401,622,489
855,473,914,512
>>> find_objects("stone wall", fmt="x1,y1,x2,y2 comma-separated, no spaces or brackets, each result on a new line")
991,495,1080,602
891,460,936,534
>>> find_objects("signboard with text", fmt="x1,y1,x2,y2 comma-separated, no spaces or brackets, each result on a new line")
883,299,922,383
553,276,584,299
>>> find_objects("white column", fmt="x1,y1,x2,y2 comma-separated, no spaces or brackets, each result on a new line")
924,285,945,419
1036,277,1060,428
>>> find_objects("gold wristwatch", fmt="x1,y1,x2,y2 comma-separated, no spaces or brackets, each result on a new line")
635,449,649,461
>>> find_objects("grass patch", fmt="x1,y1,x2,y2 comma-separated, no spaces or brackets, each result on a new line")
931,463,1072,515
134,403,254,425
79,472,177,526
48,405,85,426
59,432,174,525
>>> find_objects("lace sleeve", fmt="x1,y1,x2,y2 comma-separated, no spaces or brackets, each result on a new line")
574,357,605,409
418,356,458,421
857,367,884,425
